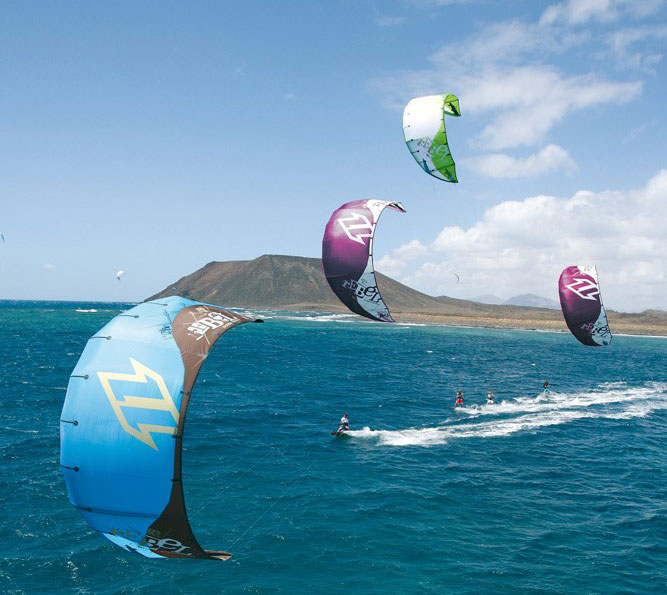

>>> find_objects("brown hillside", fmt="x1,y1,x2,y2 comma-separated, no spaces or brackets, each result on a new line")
147,255,667,336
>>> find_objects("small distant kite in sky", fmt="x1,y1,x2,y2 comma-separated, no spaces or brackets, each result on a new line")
115,270,126,281
453,273,460,284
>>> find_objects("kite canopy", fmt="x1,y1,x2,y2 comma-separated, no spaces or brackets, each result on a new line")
115,270,126,281
60,296,260,560
403,93,460,183
558,265,612,346
322,199,406,322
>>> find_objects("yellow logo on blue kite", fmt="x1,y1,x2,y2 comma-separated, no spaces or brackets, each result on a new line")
98,358,179,450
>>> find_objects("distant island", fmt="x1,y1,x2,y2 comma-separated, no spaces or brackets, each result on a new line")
148,254,667,337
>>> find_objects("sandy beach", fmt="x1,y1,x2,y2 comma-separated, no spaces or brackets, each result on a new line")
391,311,667,337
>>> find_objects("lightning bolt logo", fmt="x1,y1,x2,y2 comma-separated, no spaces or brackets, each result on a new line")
98,358,180,450
337,213,374,245
565,277,600,301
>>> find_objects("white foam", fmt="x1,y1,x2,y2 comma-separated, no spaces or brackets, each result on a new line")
346,382,667,447
1,426,38,434
221,308,363,324
280,313,360,323
458,383,657,417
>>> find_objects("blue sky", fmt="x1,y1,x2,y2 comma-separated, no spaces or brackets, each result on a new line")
1,0,665,310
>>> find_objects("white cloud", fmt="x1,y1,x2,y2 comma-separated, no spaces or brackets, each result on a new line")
604,24,667,71
394,170,667,311
469,69,641,149
468,144,577,178
540,0,664,26
541,0,619,26
283,92,297,101
376,240,429,276
371,18,643,151
433,20,572,68
375,255,408,277
43,263,56,270
394,239,429,259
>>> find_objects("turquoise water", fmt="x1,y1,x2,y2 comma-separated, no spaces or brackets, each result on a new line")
1,301,666,594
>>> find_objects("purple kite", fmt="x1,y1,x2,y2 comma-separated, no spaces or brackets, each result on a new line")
322,199,406,322
558,265,612,346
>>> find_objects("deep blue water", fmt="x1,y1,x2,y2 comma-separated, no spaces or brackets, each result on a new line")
1,301,666,594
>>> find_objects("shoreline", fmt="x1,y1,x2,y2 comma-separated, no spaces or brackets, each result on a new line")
391,311,667,337
3,299,666,337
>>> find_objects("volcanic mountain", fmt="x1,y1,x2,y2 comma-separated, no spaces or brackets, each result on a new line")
148,254,667,335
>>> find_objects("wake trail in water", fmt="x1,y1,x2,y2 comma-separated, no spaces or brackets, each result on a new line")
347,382,667,447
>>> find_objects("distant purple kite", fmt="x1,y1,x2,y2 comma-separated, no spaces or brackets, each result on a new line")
322,199,406,322
558,265,612,346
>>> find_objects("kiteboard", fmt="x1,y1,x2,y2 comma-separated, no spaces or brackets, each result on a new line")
331,429,350,437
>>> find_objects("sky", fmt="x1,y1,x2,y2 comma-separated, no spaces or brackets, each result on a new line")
1,0,666,311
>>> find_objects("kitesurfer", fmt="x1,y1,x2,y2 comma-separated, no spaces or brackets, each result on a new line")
339,413,350,432
455,390,464,408
543,379,550,392
486,390,495,404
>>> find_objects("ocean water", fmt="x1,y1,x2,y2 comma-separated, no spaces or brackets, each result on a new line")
1,301,666,594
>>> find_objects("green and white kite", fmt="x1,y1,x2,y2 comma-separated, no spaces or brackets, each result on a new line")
402,93,460,183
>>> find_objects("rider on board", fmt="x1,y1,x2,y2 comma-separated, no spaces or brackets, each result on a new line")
339,413,350,432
